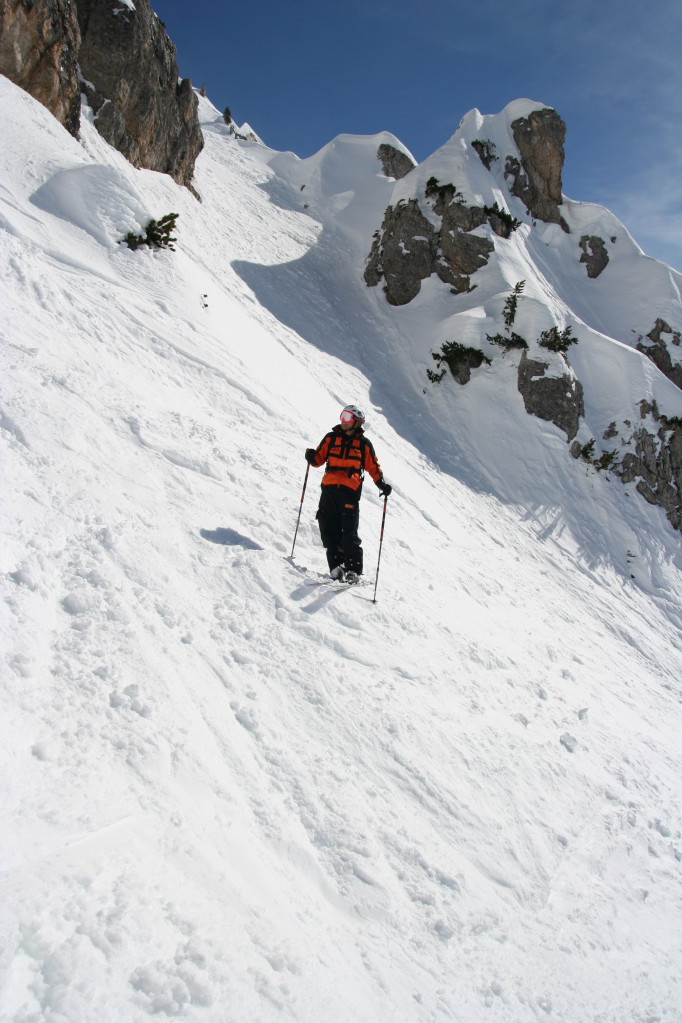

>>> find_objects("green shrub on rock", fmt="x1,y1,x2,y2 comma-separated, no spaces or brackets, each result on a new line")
430,341,492,384
487,331,528,351
539,325,579,353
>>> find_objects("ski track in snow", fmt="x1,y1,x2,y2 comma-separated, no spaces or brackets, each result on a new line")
2,81,682,1022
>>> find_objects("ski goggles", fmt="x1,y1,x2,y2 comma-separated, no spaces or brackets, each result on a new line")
340,409,364,424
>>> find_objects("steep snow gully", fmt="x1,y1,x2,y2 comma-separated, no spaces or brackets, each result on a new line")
2,79,682,1022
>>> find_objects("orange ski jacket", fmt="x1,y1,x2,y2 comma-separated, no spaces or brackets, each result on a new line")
309,426,384,492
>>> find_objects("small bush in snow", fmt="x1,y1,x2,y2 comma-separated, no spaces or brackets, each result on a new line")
502,280,525,327
483,202,521,233
121,213,179,252
574,438,619,473
425,177,464,205
429,341,492,384
576,438,596,461
486,331,528,351
484,282,528,352
435,341,491,368
594,449,619,472
538,325,579,353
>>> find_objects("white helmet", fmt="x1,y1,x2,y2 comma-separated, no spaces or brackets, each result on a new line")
340,404,366,426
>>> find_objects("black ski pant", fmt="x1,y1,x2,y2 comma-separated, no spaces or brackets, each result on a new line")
316,484,363,574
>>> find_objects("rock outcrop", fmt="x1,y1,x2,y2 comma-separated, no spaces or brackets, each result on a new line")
471,138,497,170
365,185,495,306
620,401,682,531
637,319,682,391
504,108,569,232
0,0,203,190
0,0,81,135
364,200,438,305
437,345,490,385
377,144,416,181
579,235,609,278
517,351,584,440
77,0,203,190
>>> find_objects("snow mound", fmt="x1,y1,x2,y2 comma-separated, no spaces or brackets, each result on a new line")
31,165,149,247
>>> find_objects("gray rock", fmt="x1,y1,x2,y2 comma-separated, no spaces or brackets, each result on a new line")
364,188,494,306
505,108,569,232
471,138,497,170
517,351,584,440
579,235,609,278
443,347,489,385
0,0,204,190
485,210,516,239
438,200,494,292
637,319,682,391
0,0,81,134
620,402,682,531
377,143,416,180
76,0,203,191
364,200,439,306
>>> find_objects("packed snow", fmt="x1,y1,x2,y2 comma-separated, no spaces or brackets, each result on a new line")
2,76,682,1022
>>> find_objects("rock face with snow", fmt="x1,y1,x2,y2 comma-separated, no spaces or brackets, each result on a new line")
579,235,610,278
364,107,571,308
377,142,416,180
504,107,568,231
637,319,682,391
358,99,682,535
619,402,682,530
0,0,203,190
77,0,203,190
364,186,495,305
364,199,437,304
517,351,584,441
0,0,81,134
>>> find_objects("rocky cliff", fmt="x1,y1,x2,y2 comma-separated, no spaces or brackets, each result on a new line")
637,319,682,390
0,0,81,135
77,0,203,191
377,143,416,181
517,351,584,441
364,107,567,306
0,0,203,190
364,182,498,305
620,404,682,532
504,108,568,231
362,100,682,536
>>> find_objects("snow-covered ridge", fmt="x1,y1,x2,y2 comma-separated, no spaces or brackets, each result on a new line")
289,95,682,536
2,77,682,1022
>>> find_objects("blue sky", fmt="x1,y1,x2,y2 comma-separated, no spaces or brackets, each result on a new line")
153,0,681,271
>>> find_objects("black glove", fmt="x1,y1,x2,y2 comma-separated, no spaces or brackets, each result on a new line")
377,479,392,497
305,448,317,464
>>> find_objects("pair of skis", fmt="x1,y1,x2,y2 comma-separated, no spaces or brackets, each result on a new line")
303,575,365,593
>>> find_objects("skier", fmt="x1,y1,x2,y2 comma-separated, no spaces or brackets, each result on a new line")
305,405,392,583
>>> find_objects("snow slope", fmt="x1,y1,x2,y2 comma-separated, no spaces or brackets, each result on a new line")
2,77,682,1023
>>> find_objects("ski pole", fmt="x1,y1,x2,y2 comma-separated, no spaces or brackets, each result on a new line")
372,496,389,604
290,462,311,558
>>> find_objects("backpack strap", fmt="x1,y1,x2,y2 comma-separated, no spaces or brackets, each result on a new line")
358,434,369,478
